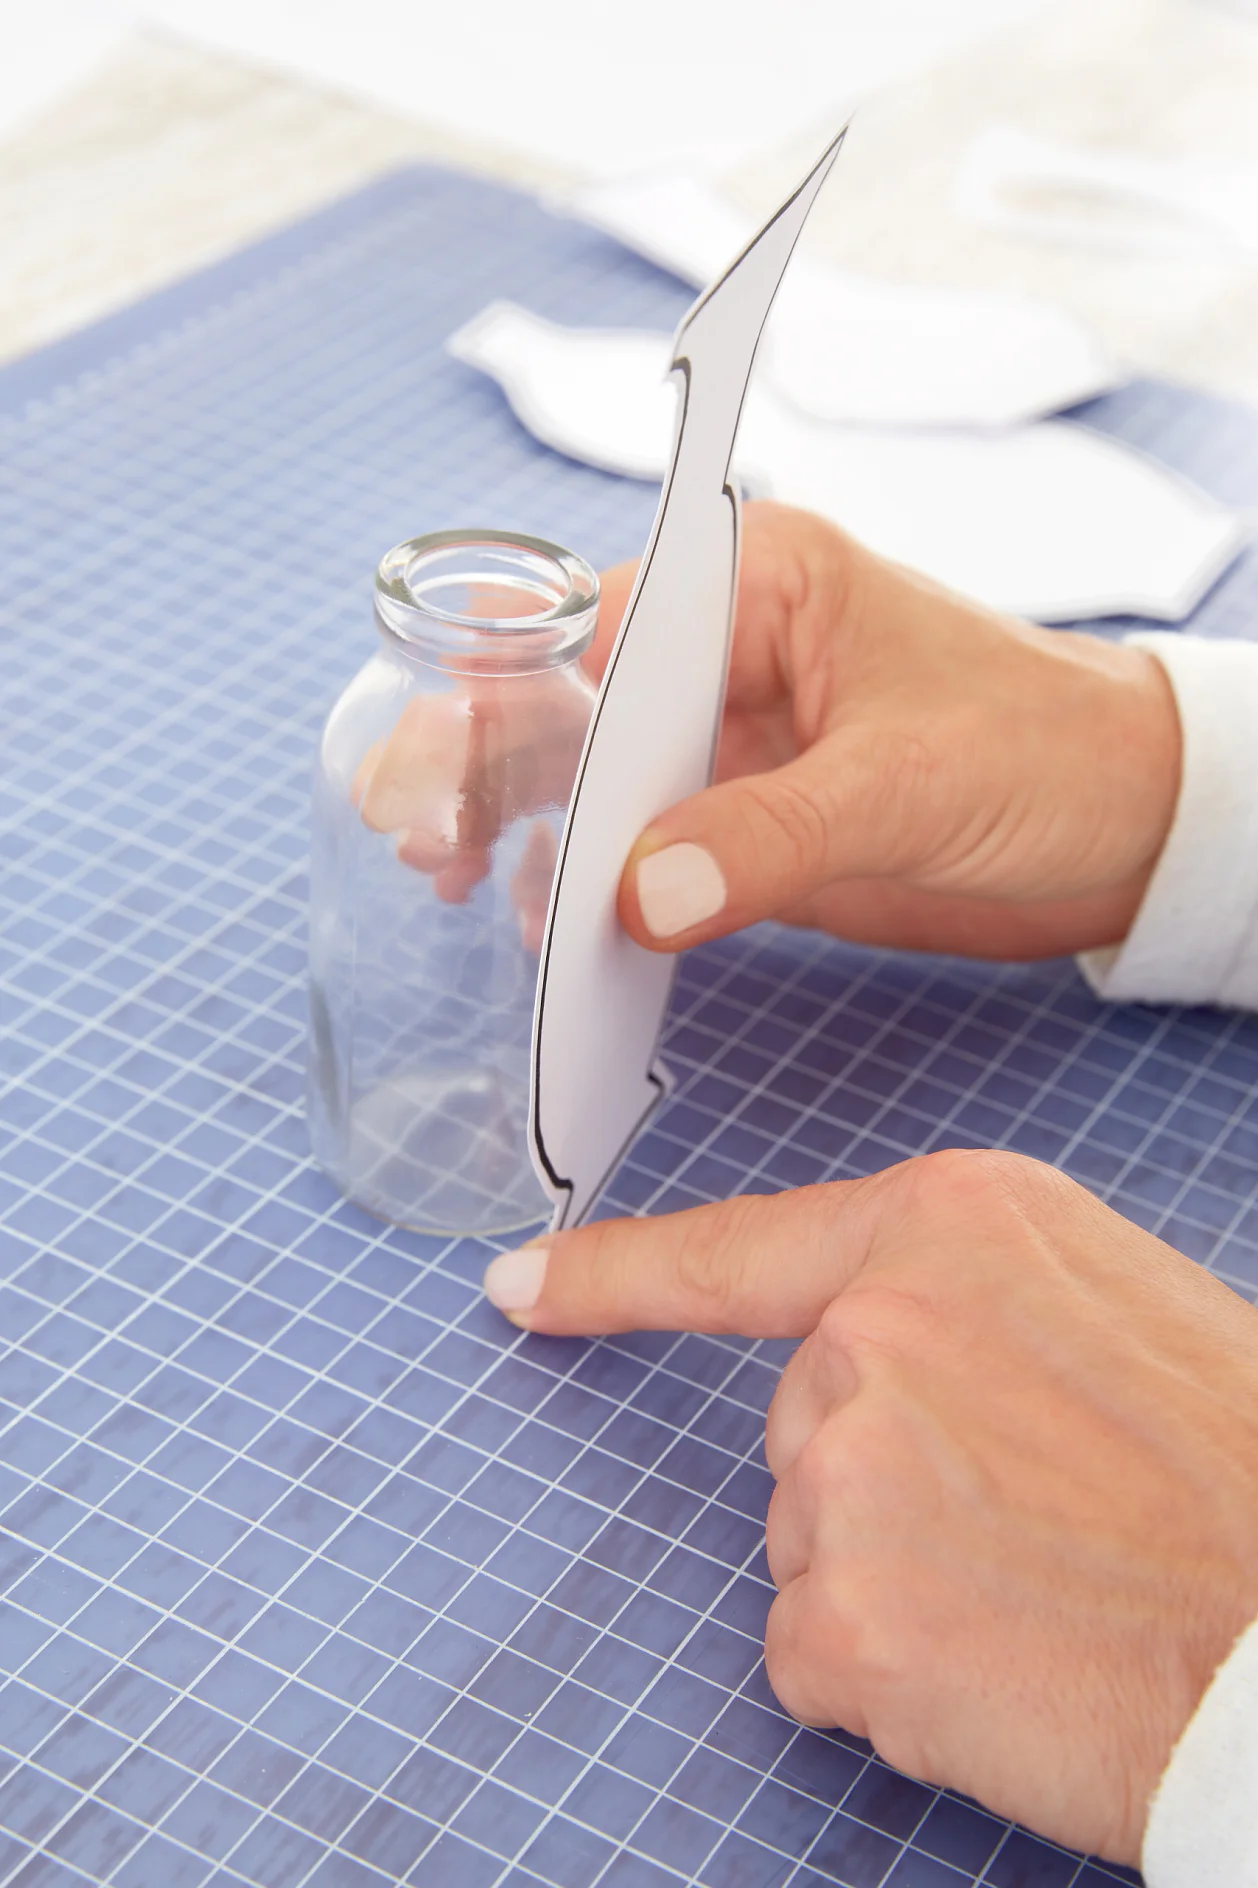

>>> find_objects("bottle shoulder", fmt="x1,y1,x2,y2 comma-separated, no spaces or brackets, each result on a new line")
318,652,412,792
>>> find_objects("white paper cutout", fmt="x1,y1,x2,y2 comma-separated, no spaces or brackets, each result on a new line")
525,133,846,1233
570,169,1119,428
956,126,1258,259
448,301,1248,625
450,309,676,481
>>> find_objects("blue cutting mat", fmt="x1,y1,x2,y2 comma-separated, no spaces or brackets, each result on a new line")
2,164,1257,1888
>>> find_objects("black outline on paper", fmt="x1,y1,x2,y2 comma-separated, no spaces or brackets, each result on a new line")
530,127,849,1230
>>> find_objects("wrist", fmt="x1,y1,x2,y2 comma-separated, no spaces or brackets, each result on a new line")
1115,640,1184,877
1044,630,1183,940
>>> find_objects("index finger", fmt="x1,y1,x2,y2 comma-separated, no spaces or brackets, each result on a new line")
482,1175,898,1338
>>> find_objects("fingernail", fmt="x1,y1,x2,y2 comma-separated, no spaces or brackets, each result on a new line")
635,843,727,939
483,1242,549,1319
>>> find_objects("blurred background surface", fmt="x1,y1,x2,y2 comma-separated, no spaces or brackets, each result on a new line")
2,0,1258,403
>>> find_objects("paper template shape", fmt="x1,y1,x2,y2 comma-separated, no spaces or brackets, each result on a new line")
525,135,845,1232
450,310,675,482
956,126,1258,259
570,169,1118,428
448,301,1247,625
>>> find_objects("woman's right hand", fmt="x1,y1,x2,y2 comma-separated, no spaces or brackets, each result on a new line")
592,501,1183,961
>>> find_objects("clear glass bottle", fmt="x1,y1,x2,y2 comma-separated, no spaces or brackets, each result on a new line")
307,529,599,1235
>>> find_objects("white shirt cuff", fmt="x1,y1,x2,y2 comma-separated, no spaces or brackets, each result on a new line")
1143,1614,1258,1887
1078,633,1258,1012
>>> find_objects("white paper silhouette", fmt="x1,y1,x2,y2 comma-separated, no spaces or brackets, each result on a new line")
448,301,1247,625
570,169,1119,427
450,311,675,481
525,133,846,1232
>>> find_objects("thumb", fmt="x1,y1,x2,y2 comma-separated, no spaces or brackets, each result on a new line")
481,1179,892,1338
619,737,897,950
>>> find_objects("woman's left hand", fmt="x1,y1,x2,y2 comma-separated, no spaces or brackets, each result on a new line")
483,1150,1258,1863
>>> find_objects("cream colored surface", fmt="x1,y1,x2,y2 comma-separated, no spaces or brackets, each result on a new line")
0,29,576,369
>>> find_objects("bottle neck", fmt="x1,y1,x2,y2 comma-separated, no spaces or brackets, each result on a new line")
374,529,599,678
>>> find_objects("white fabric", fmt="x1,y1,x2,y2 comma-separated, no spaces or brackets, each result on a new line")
1143,1617,1258,1886
1078,632,1258,1010
1080,631,1258,1881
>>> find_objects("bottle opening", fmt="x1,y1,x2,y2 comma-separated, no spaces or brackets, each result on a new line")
375,529,600,674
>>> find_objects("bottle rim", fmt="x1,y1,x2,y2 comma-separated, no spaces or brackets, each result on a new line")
374,528,600,674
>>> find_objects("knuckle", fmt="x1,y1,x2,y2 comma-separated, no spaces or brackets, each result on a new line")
865,723,941,792
762,1593,798,1692
812,1296,863,1372
763,1390,795,1482
764,1582,857,1729
763,1484,795,1587
816,1281,929,1375
870,1718,938,1788
580,1221,636,1310
853,723,947,818
738,770,833,883
763,1591,823,1718
791,1416,850,1516
878,1147,1095,1305
669,1195,764,1326
900,1145,1057,1222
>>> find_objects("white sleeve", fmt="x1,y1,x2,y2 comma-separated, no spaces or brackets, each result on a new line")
1078,633,1258,1012
1143,1615,1258,1886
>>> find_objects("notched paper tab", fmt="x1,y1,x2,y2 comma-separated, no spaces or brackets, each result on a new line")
526,132,846,1232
